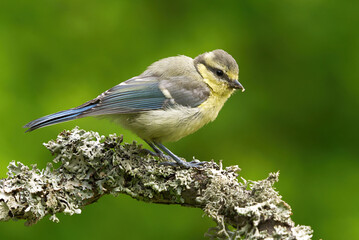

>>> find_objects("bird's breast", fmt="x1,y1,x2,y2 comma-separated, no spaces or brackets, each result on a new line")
198,89,233,121
114,104,216,143
113,91,232,143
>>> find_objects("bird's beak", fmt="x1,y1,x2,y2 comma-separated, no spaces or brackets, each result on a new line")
229,80,245,92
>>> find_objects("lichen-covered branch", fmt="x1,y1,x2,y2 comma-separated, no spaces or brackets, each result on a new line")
0,127,313,239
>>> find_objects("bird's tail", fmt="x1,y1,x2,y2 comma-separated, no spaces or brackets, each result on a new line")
24,104,96,132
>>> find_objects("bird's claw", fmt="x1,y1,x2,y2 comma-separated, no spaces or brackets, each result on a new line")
143,143,206,169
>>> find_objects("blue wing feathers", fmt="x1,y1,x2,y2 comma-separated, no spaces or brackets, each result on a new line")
82,81,166,116
88,99,165,115
24,79,167,131
24,104,95,132
24,75,210,132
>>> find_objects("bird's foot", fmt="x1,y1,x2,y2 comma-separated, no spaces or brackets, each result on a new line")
145,142,205,168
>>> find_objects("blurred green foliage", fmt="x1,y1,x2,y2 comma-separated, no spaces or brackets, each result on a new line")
0,0,358,239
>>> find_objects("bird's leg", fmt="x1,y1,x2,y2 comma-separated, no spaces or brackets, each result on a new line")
143,140,162,155
142,140,172,161
154,142,205,169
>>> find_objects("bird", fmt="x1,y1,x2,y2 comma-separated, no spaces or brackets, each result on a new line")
24,49,245,168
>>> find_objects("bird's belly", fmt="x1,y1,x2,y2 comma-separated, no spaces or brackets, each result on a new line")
114,106,215,143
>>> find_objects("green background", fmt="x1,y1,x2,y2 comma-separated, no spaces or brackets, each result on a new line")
1,0,358,239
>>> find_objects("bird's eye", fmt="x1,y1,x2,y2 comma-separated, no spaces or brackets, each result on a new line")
216,69,224,77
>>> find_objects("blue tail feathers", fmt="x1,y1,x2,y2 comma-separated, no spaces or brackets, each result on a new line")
24,104,95,132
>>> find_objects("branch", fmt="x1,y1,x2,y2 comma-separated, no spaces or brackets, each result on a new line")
0,127,313,239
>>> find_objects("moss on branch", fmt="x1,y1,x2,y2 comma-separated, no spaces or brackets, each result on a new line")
0,127,313,239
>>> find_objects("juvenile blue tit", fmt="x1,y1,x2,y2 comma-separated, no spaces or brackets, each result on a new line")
24,49,245,168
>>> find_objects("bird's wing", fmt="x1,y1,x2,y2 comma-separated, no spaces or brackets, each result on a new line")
159,76,210,108
80,76,210,116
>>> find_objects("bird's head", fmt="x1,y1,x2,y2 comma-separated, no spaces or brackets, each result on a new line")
194,49,244,95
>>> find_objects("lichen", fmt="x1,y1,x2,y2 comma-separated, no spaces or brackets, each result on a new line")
0,127,313,239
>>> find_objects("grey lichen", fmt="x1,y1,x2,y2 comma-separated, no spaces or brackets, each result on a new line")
0,127,313,239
